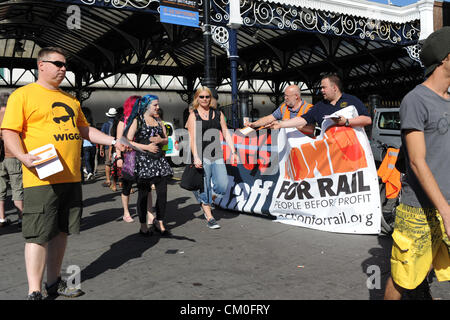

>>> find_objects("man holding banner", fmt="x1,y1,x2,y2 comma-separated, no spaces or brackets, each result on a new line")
269,74,372,131
257,74,377,235
244,85,314,133
384,27,450,300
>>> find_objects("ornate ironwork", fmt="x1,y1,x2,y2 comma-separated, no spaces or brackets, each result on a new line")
71,0,420,45
208,0,420,45
405,44,423,66
211,26,230,56
67,88,94,102
79,0,158,9
177,91,194,104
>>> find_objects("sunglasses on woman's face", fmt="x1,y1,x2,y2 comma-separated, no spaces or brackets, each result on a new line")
199,95,210,99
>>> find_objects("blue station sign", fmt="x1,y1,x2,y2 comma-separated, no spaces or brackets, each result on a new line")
160,0,199,28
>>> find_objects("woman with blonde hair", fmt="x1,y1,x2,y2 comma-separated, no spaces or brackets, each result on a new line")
186,87,238,229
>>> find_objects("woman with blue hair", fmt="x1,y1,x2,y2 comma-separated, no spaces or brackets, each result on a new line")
124,94,173,236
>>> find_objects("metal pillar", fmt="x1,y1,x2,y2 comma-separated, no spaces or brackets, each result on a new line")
239,90,249,127
202,0,217,98
229,28,239,129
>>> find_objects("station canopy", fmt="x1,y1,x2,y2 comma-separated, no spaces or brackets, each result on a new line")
0,0,433,103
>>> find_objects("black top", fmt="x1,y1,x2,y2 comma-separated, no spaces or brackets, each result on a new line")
194,108,223,161
302,93,369,125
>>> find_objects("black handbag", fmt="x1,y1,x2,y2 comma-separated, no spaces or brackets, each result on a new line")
180,164,204,192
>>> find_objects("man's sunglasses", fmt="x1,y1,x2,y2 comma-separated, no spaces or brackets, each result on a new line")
42,60,67,68
199,95,210,99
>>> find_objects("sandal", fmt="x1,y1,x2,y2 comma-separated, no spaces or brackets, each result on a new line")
123,215,134,223
139,229,151,237
154,221,171,236
102,182,111,187
110,184,117,192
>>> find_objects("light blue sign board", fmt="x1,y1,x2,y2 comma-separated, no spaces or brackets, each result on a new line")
160,5,199,28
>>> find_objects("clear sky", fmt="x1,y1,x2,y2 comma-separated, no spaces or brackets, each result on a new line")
368,0,449,5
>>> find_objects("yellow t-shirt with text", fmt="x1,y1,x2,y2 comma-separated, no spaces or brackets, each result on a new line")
1,83,90,188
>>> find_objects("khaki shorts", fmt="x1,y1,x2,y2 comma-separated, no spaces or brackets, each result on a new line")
0,158,24,201
390,203,450,289
22,183,82,244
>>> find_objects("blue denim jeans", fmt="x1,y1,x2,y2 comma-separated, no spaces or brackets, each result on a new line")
82,146,96,174
193,158,228,205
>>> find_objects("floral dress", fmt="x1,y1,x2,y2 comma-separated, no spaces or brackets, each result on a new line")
134,120,173,181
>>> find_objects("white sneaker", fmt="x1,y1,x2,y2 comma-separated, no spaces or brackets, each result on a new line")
207,218,221,229
86,173,93,180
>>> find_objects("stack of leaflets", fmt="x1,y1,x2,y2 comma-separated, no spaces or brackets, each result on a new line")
29,144,63,179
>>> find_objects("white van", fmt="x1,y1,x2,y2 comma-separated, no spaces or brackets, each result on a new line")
370,107,401,163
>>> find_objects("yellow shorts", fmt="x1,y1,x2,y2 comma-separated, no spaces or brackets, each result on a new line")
390,203,450,289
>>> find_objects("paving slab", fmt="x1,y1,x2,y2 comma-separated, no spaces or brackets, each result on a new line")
0,165,449,301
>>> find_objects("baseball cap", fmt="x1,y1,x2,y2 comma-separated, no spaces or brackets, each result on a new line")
420,26,450,77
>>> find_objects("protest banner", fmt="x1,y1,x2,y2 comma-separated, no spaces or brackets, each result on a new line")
216,106,382,234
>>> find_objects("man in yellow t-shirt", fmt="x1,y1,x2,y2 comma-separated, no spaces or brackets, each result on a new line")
1,47,125,300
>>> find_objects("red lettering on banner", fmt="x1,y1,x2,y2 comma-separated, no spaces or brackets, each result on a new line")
284,126,367,181
245,135,258,171
325,126,367,174
228,132,273,173
257,133,271,174
285,148,305,180
301,139,332,178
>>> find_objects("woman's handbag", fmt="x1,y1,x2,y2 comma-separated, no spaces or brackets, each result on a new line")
180,164,204,192
121,150,136,181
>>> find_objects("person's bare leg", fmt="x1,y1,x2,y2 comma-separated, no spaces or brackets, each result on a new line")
384,276,403,300
147,192,155,225
110,178,117,191
121,194,131,218
25,242,48,294
0,200,5,220
14,200,23,219
105,165,111,184
202,203,213,221
46,232,67,286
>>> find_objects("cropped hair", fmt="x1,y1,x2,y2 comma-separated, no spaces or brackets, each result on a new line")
322,73,343,92
37,47,67,62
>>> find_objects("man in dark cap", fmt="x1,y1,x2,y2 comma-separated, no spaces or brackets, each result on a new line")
384,27,450,300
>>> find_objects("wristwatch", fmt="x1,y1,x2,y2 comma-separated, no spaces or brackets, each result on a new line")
344,119,350,127
111,139,117,146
